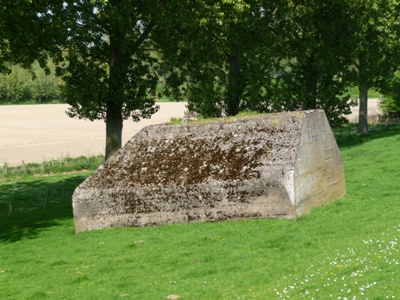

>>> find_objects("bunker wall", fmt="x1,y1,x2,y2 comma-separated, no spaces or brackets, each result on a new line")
73,110,345,232
294,111,346,215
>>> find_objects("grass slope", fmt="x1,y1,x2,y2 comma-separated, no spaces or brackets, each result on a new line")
0,127,399,299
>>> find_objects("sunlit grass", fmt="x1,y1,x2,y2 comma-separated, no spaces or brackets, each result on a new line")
0,155,104,180
168,110,266,125
345,87,382,99
0,125,399,299
274,225,399,299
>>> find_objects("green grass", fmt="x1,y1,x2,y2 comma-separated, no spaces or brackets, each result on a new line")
169,110,264,125
1,155,104,180
346,87,382,99
1,126,400,299
0,100,66,105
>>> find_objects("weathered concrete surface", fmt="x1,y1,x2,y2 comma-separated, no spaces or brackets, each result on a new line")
73,110,345,232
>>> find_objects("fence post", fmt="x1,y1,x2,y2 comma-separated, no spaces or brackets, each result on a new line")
44,188,50,208
22,160,27,174
3,162,8,176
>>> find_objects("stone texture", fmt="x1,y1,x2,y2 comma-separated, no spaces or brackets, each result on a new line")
72,109,345,232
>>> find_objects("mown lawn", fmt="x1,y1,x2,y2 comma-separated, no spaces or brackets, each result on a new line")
0,126,399,299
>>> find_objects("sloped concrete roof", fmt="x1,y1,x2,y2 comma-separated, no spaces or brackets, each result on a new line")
73,110,345,232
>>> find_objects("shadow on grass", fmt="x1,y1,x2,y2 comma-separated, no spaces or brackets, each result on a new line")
0,175,87,243
335,124,400,148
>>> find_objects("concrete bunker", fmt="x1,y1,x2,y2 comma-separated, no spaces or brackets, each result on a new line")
73,109,345,232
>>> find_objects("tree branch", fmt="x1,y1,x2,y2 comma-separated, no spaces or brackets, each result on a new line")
352,59,360,71
132,20,156,52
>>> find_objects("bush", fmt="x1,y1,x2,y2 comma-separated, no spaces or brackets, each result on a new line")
380,71,400,118
31,61,63,102
0,65,33,103
0,61,63,104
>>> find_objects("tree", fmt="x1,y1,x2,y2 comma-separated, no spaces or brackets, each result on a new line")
161,0,358,126
0,1,56,74
160,0,288,118
31,61,63,102
0,65,33,103
57,0,164,158
4,0,398,153
0,60,63,103
379,70,400,119
346,0,400,134
266,0,355,126
1,0,170,159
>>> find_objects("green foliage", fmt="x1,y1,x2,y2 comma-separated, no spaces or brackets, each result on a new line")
162,0,356,126
266,0,362,127
379,72,400,118
0,0,168,158
0,65,32,103
348,0,400,86
0,62,63,104
0,127,400,298
161,0,286,118
168,117,184,125
271,71,353,127
31,61,63,102
2,0,400,145
346,0,400,132
380,97,400,118
58,0,160,121
0,0,63,75
161,0,400,128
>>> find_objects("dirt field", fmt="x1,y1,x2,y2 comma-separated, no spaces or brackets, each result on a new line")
0,102,187,166
0,99,380,166
347,98,381,123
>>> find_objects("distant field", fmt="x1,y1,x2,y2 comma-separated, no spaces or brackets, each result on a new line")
0,102,187,166
0,124,399,299
0,98,383,168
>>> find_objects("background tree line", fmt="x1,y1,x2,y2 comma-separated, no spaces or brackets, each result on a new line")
0,61,63,103
161,0,400,132
1,0,400,158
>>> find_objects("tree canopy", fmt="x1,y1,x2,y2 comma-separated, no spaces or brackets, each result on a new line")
2,0,167,158
58,0,163,158
346,0,400,133
160,0,400,128
2,0,400,157
161,0,290,118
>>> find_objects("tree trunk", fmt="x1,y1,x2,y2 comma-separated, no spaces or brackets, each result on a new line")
105,0,124,159
304,56,318,109
162,62,168,85
357,55,368,134
226,45,245,116
105,103,123,160
358,81,368,134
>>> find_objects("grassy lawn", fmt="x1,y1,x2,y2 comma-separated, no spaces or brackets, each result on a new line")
345,87,382,99
1,126,399,299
